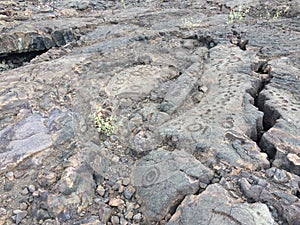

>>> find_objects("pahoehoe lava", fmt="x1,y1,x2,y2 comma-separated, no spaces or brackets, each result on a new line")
0,1,300,225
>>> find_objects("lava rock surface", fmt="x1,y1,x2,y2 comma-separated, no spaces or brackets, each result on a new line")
0,0,299,225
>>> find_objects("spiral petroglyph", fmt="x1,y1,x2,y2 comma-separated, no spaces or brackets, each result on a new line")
141,166,160,187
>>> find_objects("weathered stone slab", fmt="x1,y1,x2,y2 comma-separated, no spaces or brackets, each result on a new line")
105,65,171,100
132,149,213,222
167,184,275,225
238,167,300,224
258,57,300,175
161,62,203,114
0,114,52,169
0,17,98,56
159,46,269,170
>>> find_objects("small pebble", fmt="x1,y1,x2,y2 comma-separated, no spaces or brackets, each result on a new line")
104,141,110,147
14,171,24,179
111,215,120,225
118,185,124,193
125,211,133,220
199,182,208,189
123,186,135,200
199,86,208,93
21,188,29,195
6,172,14,181
122,178,130,186
160,220,166,225
19,202,28,210
77,1,89,11
28,185,36,193
99,204,112,223
120,216,128,225
126,202,135,212
96,185,105,196
13,210,27,224
133,213,142,222
103,198,109,204
112,156,119,163
109,198,124,207
0,207,7,216
4,182,14,192
110,135,119,142
32,190,40,197
44,172,57,185
112,181,121,191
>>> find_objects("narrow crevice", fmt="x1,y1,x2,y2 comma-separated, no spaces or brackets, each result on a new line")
0,50,48,72
166,196,186,220
252,61,272,134
251,61,280,162
164,178,212,223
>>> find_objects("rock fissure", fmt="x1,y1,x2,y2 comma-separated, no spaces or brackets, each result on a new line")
249,60,278,163
0,50,48,72
252,61,274,132
212,207,243,225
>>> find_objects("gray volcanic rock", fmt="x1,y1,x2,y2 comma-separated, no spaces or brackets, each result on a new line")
132,149,213,222
167,184,275,225
258,57,300,176
161,61,204,114
0,0,299,224
0,113,52,170
159,45,269,170
238,168,300,224
0,15,99,57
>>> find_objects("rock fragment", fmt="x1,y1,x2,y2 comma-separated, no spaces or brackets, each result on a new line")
13,210,27,225
132,149,213,222
167,184,275,225
109,198,125,207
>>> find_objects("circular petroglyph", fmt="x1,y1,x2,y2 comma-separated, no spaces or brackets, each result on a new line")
142,166,161,187
116,78,126,85
187,123,203,132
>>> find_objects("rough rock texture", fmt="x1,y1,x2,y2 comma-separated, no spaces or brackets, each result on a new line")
0,0,299,225
132,149,213,222
167,184,276,225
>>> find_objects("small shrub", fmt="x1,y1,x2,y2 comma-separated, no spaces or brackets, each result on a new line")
227,5,249,24
93,106,116,137
181,17,202,30
263,6,289,20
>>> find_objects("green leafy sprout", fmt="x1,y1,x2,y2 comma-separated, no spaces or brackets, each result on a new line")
263,6,289,20
227,5,289,24
227,5,249,24
93,106,116,137
181,17,202,30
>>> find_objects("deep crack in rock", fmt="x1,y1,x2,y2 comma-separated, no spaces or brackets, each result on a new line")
0,50,47,72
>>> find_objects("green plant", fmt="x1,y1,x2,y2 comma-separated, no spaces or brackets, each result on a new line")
181,17,202,30
263,6,289,20
93,106,116,137
227,5,249,24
